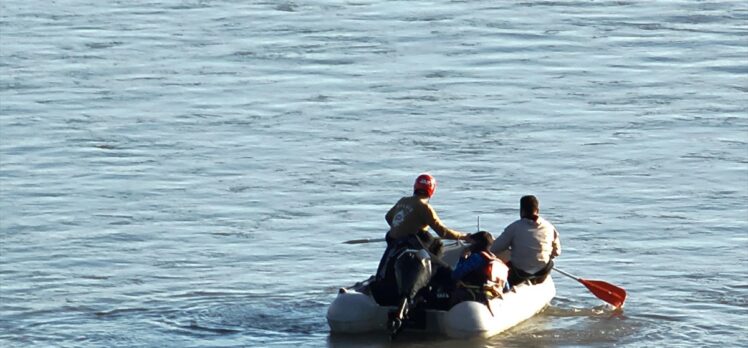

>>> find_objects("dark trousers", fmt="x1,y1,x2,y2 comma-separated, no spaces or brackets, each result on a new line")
372,233,452,306
507,260,554,286
375,234,398,281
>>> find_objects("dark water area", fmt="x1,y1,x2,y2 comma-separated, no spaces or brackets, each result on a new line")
1,0,746,347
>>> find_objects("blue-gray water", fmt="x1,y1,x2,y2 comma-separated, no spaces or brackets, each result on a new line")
1,1,746,347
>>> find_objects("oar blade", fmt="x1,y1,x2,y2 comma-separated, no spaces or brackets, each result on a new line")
580,279,627,308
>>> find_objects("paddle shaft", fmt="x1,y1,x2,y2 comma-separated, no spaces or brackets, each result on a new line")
553,267,580,281
342,237,387,244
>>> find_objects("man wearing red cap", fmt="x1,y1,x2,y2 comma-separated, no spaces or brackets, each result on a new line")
373,174,471,305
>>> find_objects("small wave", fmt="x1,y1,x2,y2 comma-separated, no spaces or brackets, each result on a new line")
229,185,252,193
637,313,688,322
78,274,110,280
667,14,727,24
93,143,117,150
179,321,243,334
582,142,616,146
95,307,150,318
170,290,254,299
709,65,748,74
159,297,329,338
210,230,255,239
275,2,297,12
545,304,623,318
84,41,123,49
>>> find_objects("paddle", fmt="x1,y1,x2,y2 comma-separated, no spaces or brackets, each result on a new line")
342,237,387,244
553,267,627,309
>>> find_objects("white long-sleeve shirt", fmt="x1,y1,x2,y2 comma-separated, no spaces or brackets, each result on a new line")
490,216,561,274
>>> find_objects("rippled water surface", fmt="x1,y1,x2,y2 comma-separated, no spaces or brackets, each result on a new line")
1,1,747,347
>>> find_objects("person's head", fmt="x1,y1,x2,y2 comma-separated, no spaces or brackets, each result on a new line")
413,173,436,198
469,231,494,253
520,195,539,220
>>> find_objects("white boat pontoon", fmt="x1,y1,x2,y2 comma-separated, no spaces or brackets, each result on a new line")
327,242,555,339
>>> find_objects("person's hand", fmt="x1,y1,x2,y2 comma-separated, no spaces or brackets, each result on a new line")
461,233,473,243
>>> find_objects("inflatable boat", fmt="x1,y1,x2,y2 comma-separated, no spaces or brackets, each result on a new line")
326,242,555,339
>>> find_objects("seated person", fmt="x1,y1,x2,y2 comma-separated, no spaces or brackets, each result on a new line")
490,195,560,286
451,231,509,305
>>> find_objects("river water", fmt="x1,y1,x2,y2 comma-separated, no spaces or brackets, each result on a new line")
1,0,746,347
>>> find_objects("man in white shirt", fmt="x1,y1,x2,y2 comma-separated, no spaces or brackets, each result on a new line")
490,195,561,286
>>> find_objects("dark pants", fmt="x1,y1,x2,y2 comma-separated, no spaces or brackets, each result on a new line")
372,233,452,306
375,232,441,280
375,233,401,281
507,260,554,287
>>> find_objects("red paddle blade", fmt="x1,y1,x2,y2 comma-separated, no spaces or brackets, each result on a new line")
579,279,627,308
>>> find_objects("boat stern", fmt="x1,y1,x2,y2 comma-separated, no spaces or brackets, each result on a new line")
326,291,383,333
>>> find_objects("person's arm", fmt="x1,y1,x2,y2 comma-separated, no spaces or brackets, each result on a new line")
385,202,397,226
423,204,467,240
490,225,514,254
551,228,561,258
452,253,485,281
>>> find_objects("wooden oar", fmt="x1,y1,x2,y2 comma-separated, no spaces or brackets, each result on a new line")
342,237,387,244
553,267,627,309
